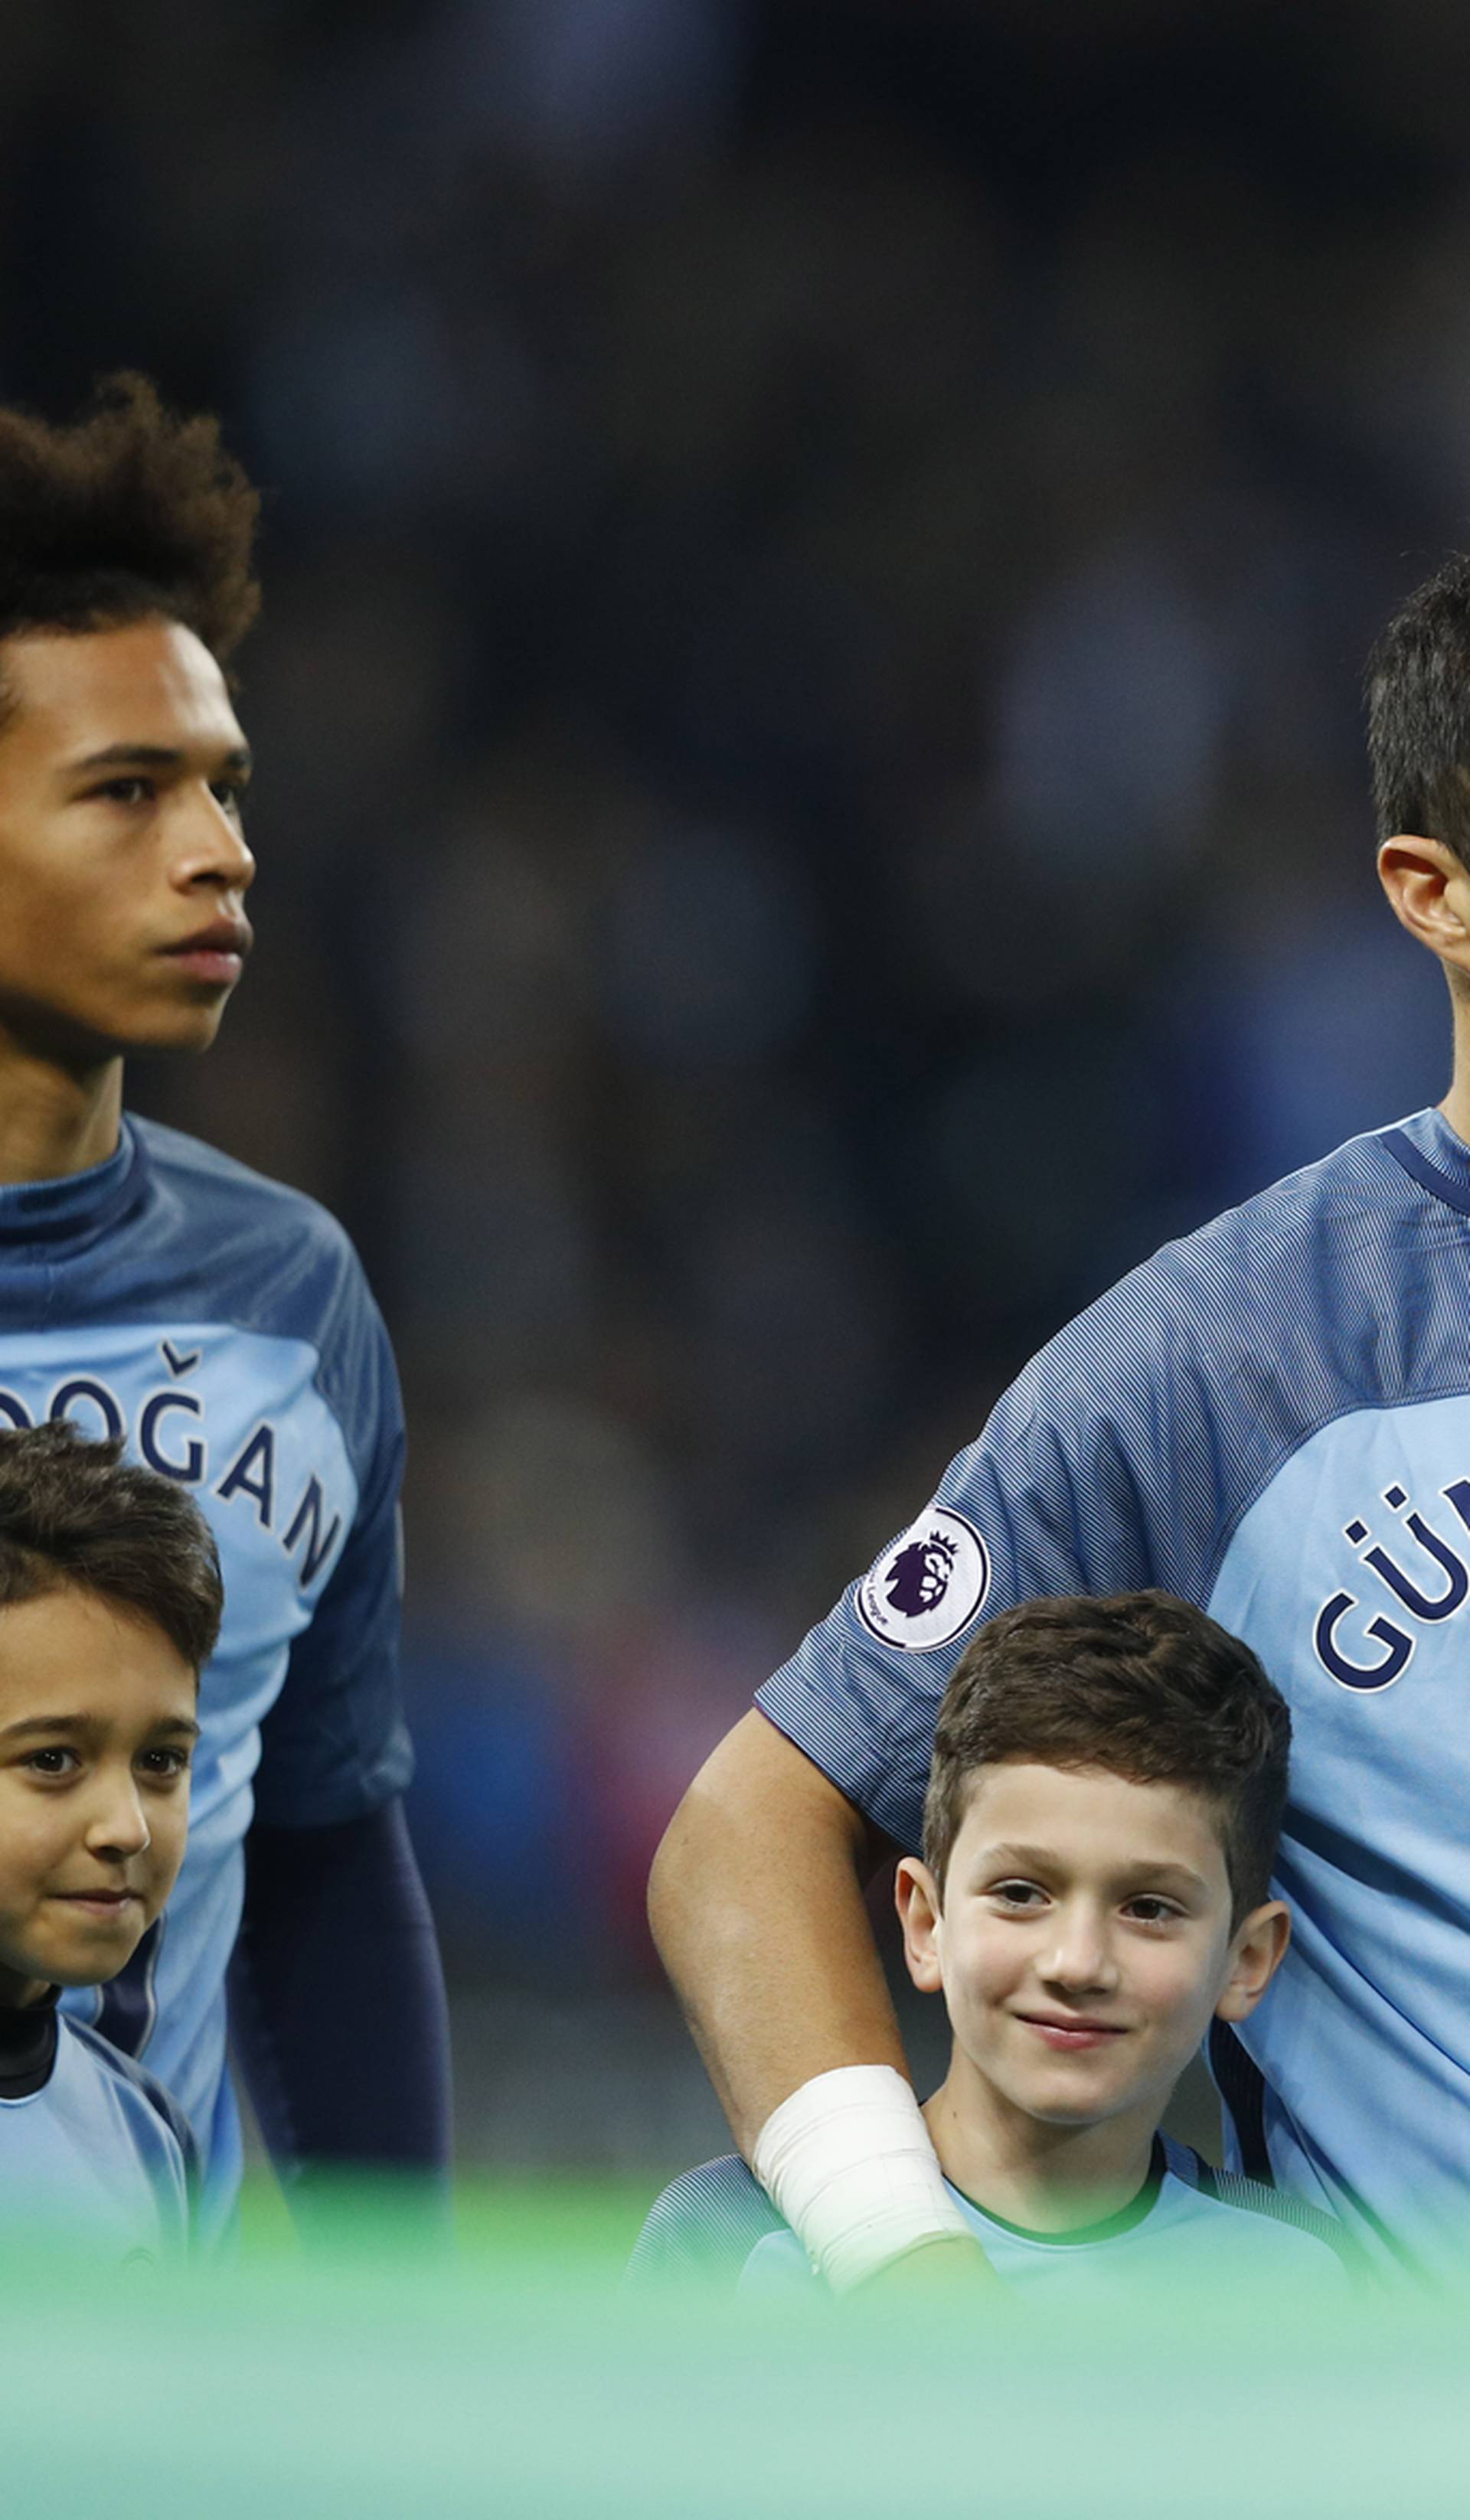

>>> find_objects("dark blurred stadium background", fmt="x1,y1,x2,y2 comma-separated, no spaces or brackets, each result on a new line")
7,0,1464,2176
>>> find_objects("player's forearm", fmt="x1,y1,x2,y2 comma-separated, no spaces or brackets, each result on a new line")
648,1709,909,2159
234,1798,452,2181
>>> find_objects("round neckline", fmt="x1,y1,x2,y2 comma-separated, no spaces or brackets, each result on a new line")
0,1119,143,1246
947,2134,1166,2249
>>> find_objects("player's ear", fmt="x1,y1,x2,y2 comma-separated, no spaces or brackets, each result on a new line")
895,1856,945,1996
1214,1898,1290,2024
1377,832,1470,975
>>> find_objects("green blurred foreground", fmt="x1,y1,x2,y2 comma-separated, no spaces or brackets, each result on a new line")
3,2178,1463,2518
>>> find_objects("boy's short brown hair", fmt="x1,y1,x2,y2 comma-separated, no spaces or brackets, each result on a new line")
0,1420,223,1674
923,1591,1291,1925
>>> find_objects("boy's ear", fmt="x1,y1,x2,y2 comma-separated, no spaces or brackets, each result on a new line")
1214,1898,1291,2025
895,1856,944,1996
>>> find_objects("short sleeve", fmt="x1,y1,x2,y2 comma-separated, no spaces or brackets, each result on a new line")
626,2156,786,2289
250,1285,413,1828
754,1272,1200,1853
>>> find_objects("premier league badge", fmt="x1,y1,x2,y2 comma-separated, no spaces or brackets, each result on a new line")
856,1503,990,1650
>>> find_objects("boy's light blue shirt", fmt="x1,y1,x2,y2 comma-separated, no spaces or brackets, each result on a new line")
0,2014,192,2265
741,2138,1348,2300
756,1108,1470,2267
631,2139,1353,2298
0,1117,410,2232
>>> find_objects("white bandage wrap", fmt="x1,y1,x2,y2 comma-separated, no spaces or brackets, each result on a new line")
752,2065,971,2294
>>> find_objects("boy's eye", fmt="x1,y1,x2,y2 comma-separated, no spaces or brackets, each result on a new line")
989,1879,1048,1910
21,1746,79,1777
1125,1896,1184,1924
139,1747,191,1781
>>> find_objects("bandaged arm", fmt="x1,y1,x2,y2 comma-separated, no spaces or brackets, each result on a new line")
648,1710,979,2291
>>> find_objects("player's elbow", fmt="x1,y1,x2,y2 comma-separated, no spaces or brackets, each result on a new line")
648,1708,871,1976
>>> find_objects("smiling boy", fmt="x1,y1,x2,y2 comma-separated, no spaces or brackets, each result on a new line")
0,1420,222,2264
632,1594,1351,2293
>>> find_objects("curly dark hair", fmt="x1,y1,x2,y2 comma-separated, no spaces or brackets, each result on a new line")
0,1418,223,1676
923,1590,1291,1926
0,370,260,721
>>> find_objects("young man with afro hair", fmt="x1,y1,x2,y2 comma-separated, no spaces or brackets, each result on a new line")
0,374,448,2232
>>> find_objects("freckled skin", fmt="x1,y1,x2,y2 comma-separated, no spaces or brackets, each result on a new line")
0,1588,197,2010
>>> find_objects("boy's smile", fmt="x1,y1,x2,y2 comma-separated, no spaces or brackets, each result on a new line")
898,1759,1289,2228
0,1586,198,2006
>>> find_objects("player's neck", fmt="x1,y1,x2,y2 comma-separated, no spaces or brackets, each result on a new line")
921,2050,1158,2234
0,1036,122,1185
1438,996,1470,1150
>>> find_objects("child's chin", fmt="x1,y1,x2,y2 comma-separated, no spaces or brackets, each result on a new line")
1014,2075,1140,2127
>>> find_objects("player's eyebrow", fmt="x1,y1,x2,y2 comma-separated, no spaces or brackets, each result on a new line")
0,1712,201,1741
69,741,253,778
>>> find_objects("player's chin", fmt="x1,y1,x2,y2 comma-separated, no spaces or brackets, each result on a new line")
124,993,235,1056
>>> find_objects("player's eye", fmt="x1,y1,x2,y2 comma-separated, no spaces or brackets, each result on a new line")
21,1745,80,1777
1124,1896,1184,1925
90,776,156,806
989,1879,1048,1911
211,778,247,814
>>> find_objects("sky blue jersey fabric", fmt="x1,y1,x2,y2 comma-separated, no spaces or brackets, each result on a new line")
757,1108,1470,2269
0,2016,194,2266
630,2139,1351,2297
0,1116,410,2228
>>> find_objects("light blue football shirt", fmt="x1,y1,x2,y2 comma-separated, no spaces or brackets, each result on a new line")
756,1108,1470,2270
629,2140,1351,2296
0,1116,410,2231
1,2015,192,2265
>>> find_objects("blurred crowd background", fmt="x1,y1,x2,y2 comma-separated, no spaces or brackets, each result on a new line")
4,0,1466,2172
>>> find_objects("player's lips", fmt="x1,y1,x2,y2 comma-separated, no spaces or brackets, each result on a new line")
161,917,252,986
1014,2012,1128,2051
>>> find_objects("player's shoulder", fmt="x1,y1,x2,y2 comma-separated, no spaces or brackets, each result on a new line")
1017,1115,1430,1402
626,2153,787,2287
1110,1116,1416,1315
132,1116,357,1267
129,1116,380,1340
1156,1116,1424,1288
59,2018,198,2179
1159,2137,1361,2280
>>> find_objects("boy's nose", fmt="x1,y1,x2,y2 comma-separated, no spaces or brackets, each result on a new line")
1040,1911,1120,1996
84,1780,151,1862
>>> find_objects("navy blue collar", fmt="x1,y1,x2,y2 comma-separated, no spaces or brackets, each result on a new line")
1380,1108,1470,1219
0,1118,145,1249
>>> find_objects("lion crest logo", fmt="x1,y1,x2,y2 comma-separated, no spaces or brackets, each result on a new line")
857,1504,990,1652
884,1531,958,1618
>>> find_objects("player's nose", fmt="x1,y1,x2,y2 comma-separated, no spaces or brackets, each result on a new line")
173,785,256,895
